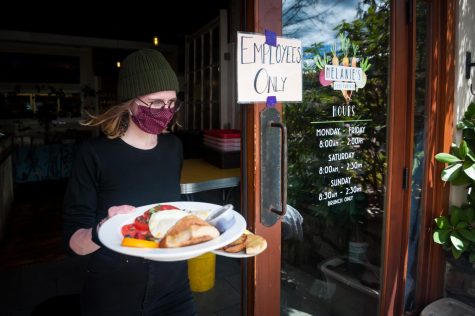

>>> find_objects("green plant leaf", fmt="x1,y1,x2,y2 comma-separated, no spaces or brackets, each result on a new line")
433,229,450,244
451,207,461,225
470,252,475,263
450,232,466,250
463,162,475,180
459,206,470,221
466,121,475,128
441,164,463,182
460,141,468,159
464,103,475,120
459,229,475,242
456,222,468,230
457,121,467,129
451,143,460,157
467,152,475,162
434,216,450,229
452,247,463,259
466,208,474,222
464,128,475,143
466,147,475,162
450,172,471,185
435,153,462,163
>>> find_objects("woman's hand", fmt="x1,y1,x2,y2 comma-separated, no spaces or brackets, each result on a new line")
107,205,135,217
70,205,135,256
98,205,136,227
99,204,135,223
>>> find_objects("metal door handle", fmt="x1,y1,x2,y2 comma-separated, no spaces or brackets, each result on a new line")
270,122,287,217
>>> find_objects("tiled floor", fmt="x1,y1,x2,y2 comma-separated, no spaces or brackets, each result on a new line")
0,180,242,316
193,256,241,316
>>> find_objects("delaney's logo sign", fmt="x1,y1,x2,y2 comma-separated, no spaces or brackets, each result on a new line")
314,33,371,104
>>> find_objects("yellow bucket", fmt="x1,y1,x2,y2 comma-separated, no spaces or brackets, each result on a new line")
187,252,216,292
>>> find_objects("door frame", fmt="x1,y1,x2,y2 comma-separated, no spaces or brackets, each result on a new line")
383,0,456,314
379,0,414,314
241,1,283,315
411,0,456,313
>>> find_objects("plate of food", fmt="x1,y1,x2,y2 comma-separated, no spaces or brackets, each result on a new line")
212,230,267,258
98,201,246,262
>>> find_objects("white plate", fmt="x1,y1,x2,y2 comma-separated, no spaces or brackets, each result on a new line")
212,232,266,258
98,201,246,262
212,249,255,258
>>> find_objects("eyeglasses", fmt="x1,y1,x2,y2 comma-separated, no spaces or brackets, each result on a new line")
135,97,183,114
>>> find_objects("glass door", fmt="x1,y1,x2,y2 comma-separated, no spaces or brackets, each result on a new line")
243,0,456,314
281,1,389,315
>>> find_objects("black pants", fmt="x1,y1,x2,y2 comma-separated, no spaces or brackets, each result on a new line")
81,248,196,316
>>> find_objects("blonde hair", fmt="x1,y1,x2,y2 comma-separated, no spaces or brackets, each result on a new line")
81,101,132,139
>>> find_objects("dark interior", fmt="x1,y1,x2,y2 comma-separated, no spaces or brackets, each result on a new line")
0,2,243,314
0,1,229,44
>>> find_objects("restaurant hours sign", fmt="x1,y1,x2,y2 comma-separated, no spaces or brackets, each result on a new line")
237,31,303,104
311,32,373,209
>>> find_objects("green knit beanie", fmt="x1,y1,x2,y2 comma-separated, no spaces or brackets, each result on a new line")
118,49,179,101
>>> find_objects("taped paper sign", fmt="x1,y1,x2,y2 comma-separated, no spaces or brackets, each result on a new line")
237,32,303,103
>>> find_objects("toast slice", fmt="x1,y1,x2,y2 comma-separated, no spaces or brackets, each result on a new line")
159,215,220,248
222,234,248,253
221,232,267,255
244,234,267,255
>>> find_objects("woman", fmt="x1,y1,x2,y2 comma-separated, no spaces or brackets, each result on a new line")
63,49,196,316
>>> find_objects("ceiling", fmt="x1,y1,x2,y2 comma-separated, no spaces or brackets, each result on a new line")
0,1,237,79
0,1,230,45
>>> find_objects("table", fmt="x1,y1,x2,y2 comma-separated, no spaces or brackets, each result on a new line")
180,159,240,201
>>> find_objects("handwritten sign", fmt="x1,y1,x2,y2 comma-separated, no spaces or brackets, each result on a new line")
237,32,303,103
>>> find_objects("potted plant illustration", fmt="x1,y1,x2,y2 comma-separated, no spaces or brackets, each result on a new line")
434,102,475,267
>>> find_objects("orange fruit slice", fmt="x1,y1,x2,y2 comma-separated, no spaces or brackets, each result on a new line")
121,237,159,248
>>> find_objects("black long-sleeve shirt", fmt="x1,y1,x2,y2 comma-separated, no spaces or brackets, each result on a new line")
62,134,196,315
63,134,183,248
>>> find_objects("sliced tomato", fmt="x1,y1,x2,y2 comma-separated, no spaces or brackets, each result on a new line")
137,231,157,241
158,204,179,211
147,206,161,215
134,230,155,240
122,204,180,239
143,204,180,220
121,224,152,239
134,215,149,231
121,224,138,237
143,210,152,221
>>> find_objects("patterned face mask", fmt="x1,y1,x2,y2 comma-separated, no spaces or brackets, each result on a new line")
130,105,174,135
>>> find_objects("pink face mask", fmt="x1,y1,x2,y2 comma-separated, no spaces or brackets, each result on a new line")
131,105,174,135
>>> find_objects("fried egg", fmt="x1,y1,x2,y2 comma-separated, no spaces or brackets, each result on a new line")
148,209,188,238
